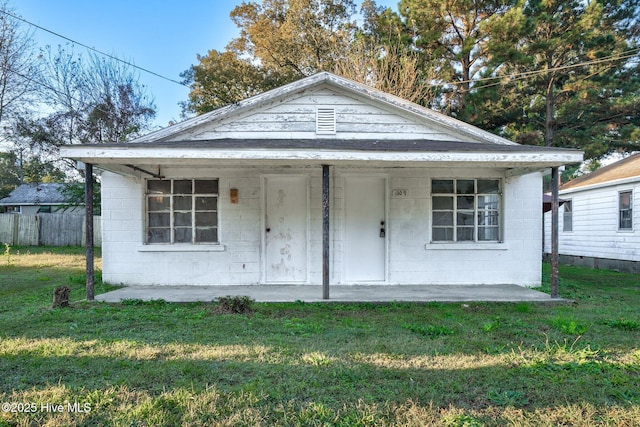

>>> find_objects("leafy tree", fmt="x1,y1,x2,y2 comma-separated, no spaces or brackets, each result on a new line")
468,0,640,158
0,151,66,199
60,181,101,215
183,0,441,114
181,50,293,115
29,46,156,147
398,0,515,117
81,54,156,143
229,0,358,75
0,2,40,128
182,0,359,114
333,1,439,105
0,152,20,199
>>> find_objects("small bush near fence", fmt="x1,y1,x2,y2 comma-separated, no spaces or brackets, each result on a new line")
0,213,101,247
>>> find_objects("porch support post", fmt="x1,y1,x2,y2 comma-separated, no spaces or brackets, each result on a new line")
550,166,559,298
85,162,95,301
322,164,330,299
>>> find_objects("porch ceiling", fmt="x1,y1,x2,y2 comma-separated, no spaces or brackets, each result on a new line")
61,139,583,176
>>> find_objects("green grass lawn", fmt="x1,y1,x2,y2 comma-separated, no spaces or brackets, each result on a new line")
1,246,639,426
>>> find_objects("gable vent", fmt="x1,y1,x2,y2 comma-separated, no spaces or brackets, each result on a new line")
316,107,336,135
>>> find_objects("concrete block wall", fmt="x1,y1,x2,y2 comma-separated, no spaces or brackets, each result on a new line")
101,168,544,287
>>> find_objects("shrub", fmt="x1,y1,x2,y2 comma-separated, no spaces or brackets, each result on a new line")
214,295,255,314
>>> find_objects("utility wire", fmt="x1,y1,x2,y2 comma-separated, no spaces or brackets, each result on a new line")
1,8,189,88
442,47,640,89
3,7,639,104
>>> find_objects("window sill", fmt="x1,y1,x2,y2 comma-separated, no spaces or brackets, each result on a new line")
426,242,509,250
138,244,226,252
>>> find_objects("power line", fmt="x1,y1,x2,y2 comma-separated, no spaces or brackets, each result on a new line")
444,47,640,89
0,9,189,88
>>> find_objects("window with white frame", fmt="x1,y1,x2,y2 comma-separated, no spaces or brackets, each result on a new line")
431,179,501,242
146,179,219,244
562,200,573,232
619,191,633,230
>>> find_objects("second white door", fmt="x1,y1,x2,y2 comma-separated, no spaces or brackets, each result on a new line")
344,176,387,282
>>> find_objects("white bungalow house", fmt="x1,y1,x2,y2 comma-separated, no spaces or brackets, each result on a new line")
544,153,640,273
61,72,582,290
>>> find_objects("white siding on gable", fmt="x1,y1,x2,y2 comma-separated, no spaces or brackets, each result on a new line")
182,88,473,142
544,181,640,262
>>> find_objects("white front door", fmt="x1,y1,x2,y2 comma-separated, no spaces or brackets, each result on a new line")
263,175,308,283
344,176,387,282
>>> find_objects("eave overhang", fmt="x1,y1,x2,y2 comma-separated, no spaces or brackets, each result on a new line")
61,139,583,174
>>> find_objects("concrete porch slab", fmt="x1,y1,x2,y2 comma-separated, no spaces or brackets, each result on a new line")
95,284,566,303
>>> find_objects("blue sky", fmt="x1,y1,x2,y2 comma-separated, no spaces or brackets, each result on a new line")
15,0,400,131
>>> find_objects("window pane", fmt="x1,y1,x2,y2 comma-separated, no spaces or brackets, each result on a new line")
457,180,475,195
478,195,499,209
457,196,475,210
433,211,453,226
457,212,474,226
146,178,219,245
433,196,453,210
148,196,169,211
147,228,170,243
174,196,192,210
478,211,499,226
174,212,192,227
620,210,632,229
477,180,500,194
147,180,170,194
149,213,170,227
563,215,573,232
195,180,218,194
478,227,499,241
196,196,217,211
563,201,572,213
432,227,454,241
196,228,218,243
174,180,192,194
432,180,454,194
457,227,474,241
174,228,192,243
620,192,631,210
196,212,218,227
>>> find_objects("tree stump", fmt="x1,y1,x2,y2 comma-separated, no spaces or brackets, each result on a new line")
52,286,70,308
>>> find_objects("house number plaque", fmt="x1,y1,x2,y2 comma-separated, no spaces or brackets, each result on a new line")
392,189,408,197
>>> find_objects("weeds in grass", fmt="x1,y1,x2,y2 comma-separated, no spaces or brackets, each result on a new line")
550,315,588,335
214,295,255,314
482,317,501,332
442,412,484,427
487,389,530,407
402,323,455,337
605,318,640,331
3,242,11,266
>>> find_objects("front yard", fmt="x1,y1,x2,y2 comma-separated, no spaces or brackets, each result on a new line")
1,246,638,426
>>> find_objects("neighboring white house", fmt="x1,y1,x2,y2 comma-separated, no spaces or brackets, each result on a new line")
61,72,582,289
544,153,640,273
0,183,80,214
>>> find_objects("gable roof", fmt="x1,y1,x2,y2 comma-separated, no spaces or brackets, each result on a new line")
0,183,68,206
133,71,518,146
61,72,583,172
561,153,640,192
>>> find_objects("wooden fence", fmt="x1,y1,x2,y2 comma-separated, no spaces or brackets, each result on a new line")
0,213,101,247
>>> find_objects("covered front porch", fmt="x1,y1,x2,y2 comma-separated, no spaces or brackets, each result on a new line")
95,283,565,303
